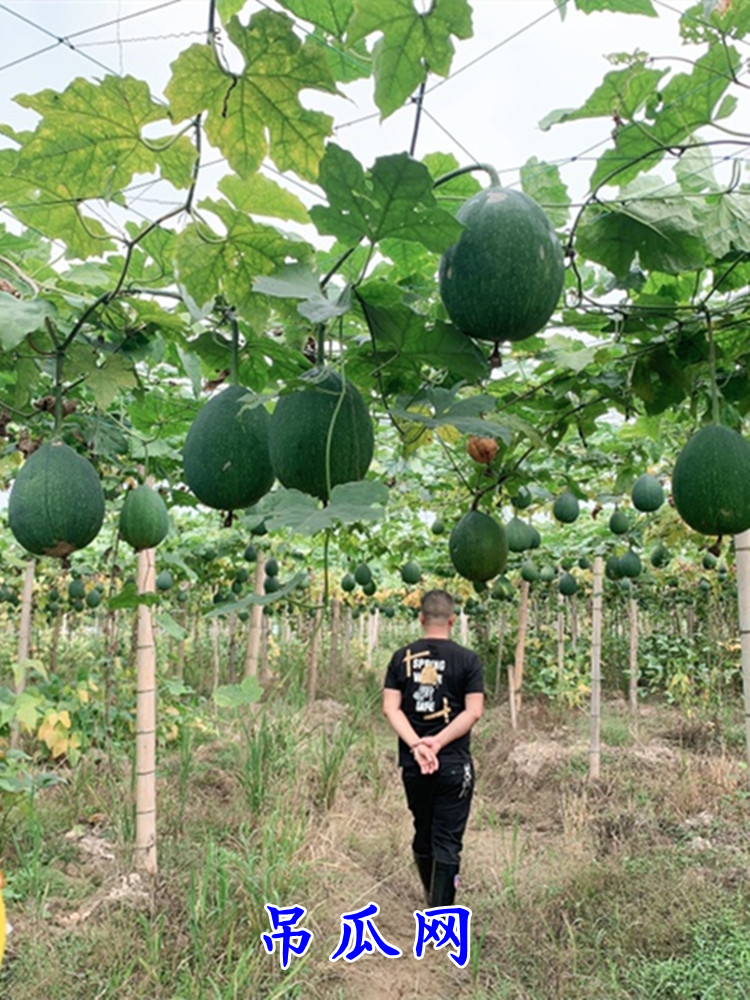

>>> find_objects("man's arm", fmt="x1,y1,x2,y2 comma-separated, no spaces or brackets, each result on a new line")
382,688,438,774
419,692,484,754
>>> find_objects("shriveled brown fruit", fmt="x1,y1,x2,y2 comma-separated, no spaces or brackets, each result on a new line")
467,436,499,464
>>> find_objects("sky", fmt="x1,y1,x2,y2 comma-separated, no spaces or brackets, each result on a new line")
0,0,697,214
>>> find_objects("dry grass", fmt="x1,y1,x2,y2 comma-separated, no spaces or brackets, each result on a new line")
2,696,750,999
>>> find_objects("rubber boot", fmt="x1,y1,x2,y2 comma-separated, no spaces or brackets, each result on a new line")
413,852,433,904
430,860,459,907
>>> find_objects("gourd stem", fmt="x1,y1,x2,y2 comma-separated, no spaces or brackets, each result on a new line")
706,312,720,425
54,350,64,433
229,310,239,387
433,163,500,189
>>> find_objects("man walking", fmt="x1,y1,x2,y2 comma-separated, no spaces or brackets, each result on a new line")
383,589,484,906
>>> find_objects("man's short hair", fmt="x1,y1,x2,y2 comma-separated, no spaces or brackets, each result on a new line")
421,589,455,622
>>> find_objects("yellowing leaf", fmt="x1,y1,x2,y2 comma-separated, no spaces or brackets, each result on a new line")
166,10,337,179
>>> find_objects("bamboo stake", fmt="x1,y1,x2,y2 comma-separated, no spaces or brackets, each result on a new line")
510,579,530,722
494,607,507,700
460,608,469,646
556,590,565,691
12,559,36,749
244,559,265,679
307,607,323,702
628,592,639,719
589,555,604,782
733,530,750,785
329,598,341,690
135,547,157,875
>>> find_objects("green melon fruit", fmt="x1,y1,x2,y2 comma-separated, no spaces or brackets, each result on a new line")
156,569,174,592
449,510,508,582
438,187,565,343
605,555,623,580
609,509,630,535
649,543,670,568
354,563,372,586
552,489,580,524
264,576,281,594
672,425,750,536
578,556,591,570
183,385,274,512
539,563,557,583
361,579,377,597
243,544,258,563
430,518,445,535
559,572,578,597
520,559,539,583
119,484,169,552
86,589,102,609
400,561,422,585
68,579,86,601
235,568,250,584
505,515,534,553
527,525,542,549
619,549,642,578
269,368,374,502
341,572,356,593
511,485,533,510
265,557,279,578
702,552,717,570
490,576,515,601
8,442,105,559
631,473,664,513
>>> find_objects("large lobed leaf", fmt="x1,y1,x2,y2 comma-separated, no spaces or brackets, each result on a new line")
310,144,462,252
347,0,472,117
166,10,337,179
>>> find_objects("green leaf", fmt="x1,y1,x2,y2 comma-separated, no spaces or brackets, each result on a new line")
0,293,55,351
539,65,667,131
174,207,311,324
252,263,321,300
310,145,463,251
519,158,570,228
218,172,310,223
574,0,657,14
348,0,472,117
65,344,138,411
166,11,337,179
108,583,161,611
277,0,354,36
674,144,718,193
156,611,188,640
217,0,246,20
206,570,309,614
577,178,710,279
15,75,183,197
255,481,389,535
2,151,114,259
358,295,488,381
213,675,262,709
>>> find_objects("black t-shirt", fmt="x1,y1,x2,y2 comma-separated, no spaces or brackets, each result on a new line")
384,637,484,769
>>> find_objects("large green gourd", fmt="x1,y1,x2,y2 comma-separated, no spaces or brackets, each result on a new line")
119,484,169,551
269,368,374,502
672,424,750,536
449,510,508,582
8,442,105,558
182,386,274,512
439,187,565,343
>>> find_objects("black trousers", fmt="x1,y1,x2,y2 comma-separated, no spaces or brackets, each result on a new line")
402,756,474,867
